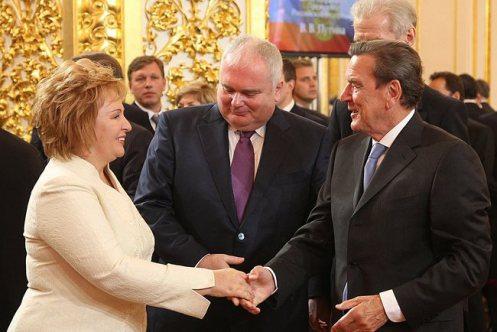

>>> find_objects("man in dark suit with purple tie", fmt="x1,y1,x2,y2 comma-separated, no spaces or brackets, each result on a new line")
135,35,330,331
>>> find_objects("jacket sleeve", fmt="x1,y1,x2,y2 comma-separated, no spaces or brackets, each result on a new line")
134,114,210,266
440,100,470,143
393,141,491,327
121,127,153,198
35,178,215,319
268,142,337,305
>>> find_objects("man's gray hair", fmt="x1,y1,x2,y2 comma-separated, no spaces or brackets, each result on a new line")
221,35,283,88
352,0,417,38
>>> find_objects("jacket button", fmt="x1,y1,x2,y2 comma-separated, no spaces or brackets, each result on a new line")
237,233,245,241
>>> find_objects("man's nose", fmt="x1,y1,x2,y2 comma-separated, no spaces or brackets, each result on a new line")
340,84,351,102
231,92,244,107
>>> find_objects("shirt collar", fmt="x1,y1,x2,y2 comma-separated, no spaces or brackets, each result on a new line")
229,125,266,139
135,101,165,119
280,99,295,112
464,99,480,106
372,109,415,148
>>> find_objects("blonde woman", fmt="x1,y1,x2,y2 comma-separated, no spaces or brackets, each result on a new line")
8,59,252,331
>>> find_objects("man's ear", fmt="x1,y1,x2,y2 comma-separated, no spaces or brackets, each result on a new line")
406,27,416,47
274,80,283,102
386,80,402,107
288,79,295,91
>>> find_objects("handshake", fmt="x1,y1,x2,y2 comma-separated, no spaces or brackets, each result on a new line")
196,254,389,332
195,254,276,314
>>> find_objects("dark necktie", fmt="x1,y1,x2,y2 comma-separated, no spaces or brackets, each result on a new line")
231,131,255,223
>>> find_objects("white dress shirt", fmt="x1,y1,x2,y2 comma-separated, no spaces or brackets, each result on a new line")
135,101,165,130
279,99,295,112
227,125,266,177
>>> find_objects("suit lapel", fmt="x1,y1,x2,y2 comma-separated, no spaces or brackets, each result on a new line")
352,113,423,216
243,109,291,223
352,136,371,209
132,102,155,133
197,105,239,227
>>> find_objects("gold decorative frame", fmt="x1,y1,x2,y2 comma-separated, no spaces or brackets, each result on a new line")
74,0,124,66
484,0,491,84
0,0,63,140
144,0,242,105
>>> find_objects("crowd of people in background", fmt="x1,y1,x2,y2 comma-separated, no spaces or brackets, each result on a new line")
2,0,497,331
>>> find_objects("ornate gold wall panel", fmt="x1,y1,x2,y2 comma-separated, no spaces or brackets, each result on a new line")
75,0,124,66
144,0,242,104
0,0,63,140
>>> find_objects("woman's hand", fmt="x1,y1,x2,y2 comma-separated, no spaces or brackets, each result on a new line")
198,268,254,301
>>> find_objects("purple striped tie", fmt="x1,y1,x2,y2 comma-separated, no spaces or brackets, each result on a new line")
231,131,255,222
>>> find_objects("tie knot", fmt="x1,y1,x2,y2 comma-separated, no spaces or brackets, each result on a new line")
239,131,255,139
369,143,387,160
152,114,159,125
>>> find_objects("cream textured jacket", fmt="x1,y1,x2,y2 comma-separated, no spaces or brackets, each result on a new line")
8,157,214,331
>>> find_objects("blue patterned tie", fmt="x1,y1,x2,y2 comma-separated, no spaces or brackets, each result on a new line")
343,142,387,302
231,131,255,223
363,142,387,191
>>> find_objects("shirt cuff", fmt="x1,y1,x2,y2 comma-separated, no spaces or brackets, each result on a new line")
263,267,278,295
379,290,406,322
195,254,210,267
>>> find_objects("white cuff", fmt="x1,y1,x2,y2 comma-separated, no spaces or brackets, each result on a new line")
263,267,278,295
379,290,406,322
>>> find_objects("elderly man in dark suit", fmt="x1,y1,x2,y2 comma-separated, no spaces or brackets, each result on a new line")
134,36,329,331
240,40,491,332
1,128,43,330
311,1,469,329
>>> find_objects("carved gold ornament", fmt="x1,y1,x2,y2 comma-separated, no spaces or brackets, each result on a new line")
76,0,123,65
144,0,242,106
0,0,63,140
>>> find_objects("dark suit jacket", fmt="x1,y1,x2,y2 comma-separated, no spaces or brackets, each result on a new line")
467,118,495,179
328,85,470,148
267,114,491,332
124,102,154,133
465,102,487,121
109,122,153,199
474,111,497,279
134,104,329,331
290,103,329,127
482,102,496,114
1,129,43,330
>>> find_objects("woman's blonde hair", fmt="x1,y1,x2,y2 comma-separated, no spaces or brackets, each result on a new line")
175,80,216,106
33,59,126,159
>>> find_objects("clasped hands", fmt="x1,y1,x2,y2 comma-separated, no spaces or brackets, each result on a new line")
198,254,388,331
196,254,274,312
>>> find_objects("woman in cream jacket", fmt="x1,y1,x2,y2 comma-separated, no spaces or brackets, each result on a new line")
8,59,253,331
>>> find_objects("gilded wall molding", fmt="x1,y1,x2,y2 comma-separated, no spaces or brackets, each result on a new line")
485,0,491,84
75,0,124,66
144,0,242,105
0,0,63,140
